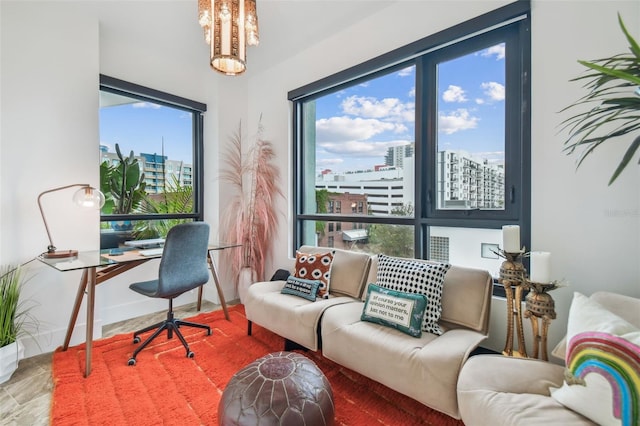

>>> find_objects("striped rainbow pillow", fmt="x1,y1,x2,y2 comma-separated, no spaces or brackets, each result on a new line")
551,292,640,426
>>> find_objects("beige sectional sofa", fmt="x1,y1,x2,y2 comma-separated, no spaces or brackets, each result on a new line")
244,246,493,419
457,291,640,426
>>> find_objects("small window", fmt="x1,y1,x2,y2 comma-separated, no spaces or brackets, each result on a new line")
99,75,206,248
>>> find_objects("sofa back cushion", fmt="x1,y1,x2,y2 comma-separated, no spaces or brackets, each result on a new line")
439,265,492,334
298,246,372,298
366,256,492,334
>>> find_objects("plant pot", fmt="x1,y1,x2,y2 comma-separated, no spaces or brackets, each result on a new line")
0,340,25,384
238,267,256,305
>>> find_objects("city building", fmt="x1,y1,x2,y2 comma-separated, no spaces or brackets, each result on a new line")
437,150,504,210
316,192,369,249
100,146,194,194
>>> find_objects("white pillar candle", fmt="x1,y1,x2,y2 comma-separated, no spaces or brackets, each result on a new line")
502,225,520,253
530,251,551,283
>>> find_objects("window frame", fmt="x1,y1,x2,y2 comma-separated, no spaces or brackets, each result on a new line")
289,1,531,295
99,75,207,225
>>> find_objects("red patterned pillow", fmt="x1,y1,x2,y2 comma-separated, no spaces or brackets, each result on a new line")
293,251,334,299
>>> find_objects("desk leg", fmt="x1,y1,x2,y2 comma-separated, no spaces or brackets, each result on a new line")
63,269,89,351
84,266,97,378
208,252,230,321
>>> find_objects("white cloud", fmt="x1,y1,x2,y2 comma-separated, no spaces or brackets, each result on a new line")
319,139,410,158
341,96,414,122
317,158,344,168
475,98,485,105
481,81,505,102
397,66,414,77
132,102,161,109
442,85,467,103
316,116,399,142
482,44,505,60
438,109,478,134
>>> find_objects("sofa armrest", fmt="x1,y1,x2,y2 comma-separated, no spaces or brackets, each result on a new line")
247,279,285,293
418,328,487,373
458,355,566,395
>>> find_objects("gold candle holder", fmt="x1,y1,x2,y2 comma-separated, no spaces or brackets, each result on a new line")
498,249,528,358
523,280,560,361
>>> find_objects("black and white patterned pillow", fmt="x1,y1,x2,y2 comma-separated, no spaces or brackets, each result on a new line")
376,254,451,335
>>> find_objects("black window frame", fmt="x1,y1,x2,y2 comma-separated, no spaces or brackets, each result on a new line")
99,75,207,226
289,1,531,296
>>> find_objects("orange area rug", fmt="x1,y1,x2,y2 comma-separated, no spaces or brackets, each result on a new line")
51,305,463,425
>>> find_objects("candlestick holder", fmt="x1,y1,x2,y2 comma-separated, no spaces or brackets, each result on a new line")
497,249,528,358
523,280,561,361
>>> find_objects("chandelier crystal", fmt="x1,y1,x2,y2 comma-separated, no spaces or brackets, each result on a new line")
198,0,260,75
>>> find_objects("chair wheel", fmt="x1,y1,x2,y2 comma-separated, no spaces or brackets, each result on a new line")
133,336,141,344
128,358,136,366
206,329,212,336
187,351,195,358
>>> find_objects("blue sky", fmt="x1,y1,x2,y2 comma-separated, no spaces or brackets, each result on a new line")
314,43,506,173
100,101,194,163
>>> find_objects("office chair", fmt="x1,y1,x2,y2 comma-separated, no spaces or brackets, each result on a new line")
127,222,212,366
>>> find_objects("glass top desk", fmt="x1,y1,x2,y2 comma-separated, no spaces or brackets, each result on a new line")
39,243,240,377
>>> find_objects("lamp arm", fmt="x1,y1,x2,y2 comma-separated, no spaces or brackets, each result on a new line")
37,184,90,252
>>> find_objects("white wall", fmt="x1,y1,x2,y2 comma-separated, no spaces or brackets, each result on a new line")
245,0,640,356
1,0,639,358
0,1,238,357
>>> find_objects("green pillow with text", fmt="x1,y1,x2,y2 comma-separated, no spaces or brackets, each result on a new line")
361,283,428,338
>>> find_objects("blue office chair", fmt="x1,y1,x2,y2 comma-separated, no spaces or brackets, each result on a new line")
127,222,212,366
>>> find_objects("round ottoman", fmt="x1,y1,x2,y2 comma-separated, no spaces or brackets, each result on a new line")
218,351,335,426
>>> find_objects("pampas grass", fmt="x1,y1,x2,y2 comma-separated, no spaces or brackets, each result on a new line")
220,120,283,285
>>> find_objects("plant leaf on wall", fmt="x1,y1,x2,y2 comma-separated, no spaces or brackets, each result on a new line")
559,13,640,185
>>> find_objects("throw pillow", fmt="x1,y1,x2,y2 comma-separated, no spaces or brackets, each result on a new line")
376,254,451,335
361,283,427,338
293,250,334,299
550,292,640,426
280,276,321,301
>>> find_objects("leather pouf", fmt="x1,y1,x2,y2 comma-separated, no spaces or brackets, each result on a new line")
218,351,335,426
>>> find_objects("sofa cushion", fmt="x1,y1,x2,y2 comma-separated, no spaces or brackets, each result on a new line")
293,250,334,299
244,279,358,351
375,254,450,335
321,300,488,418
550,292,640,426
281,276,321,301
458,355,595,426
361,283,427,337
298,245,371,298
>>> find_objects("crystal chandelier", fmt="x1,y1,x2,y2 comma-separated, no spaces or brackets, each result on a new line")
198,0,260,75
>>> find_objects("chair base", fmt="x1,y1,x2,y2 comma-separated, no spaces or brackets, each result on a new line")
128,303,211,366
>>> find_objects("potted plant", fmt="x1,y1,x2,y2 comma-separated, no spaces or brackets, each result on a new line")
100,143,147,230
132,175,193,239
220,120,283,301
560,13,640,185
0,265,35,384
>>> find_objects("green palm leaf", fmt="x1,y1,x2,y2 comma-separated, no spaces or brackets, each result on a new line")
560,13,640,185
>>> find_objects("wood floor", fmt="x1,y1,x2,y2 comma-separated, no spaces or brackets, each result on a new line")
0,301,222,425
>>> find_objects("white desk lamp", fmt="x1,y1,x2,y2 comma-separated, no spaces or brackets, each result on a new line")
37,184,105,259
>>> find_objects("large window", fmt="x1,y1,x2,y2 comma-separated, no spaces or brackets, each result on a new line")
289,2,530,284
99,75,206,248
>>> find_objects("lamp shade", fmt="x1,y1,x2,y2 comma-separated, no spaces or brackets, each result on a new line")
38,184,105,258
72,186,105,209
